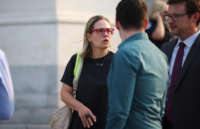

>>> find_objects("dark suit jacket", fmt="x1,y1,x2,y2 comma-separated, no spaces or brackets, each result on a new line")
161,34,200,129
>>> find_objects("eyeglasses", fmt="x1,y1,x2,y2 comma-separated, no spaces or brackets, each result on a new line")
91,28,114,35
165,13,187,21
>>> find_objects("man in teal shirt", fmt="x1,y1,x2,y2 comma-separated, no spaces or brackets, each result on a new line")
105,0,169,129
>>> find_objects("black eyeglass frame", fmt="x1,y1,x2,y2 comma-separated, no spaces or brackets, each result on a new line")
164,13,187,21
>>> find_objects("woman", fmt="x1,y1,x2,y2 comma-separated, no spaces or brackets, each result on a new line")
60,15,114,129
146,0,174,48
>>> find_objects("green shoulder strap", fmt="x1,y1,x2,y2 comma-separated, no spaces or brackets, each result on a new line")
73,53,83,81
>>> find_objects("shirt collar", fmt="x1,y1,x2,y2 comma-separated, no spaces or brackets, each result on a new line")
118,32,149,49
176,30,200,48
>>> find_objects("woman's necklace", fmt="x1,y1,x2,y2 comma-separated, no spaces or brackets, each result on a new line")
94,52,109,67
96,62,104,67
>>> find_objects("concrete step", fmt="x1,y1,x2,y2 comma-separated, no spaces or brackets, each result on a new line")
0,124,51,129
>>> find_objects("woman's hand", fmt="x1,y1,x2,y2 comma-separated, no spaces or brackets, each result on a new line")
152,11,162,20
61,84,96,128
77,104,96,128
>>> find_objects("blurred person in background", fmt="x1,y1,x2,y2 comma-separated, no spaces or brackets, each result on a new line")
146,0,174,48
0,49,14,120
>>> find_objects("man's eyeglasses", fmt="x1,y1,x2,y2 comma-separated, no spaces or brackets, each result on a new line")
164,13,187,21
91,28,114,35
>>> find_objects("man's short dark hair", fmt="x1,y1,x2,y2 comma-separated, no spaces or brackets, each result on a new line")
168,0,200,25
116,0,148,30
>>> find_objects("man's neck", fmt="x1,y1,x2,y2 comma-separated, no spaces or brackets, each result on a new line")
120,29,144,42
180,27,199,41
92,49,109,59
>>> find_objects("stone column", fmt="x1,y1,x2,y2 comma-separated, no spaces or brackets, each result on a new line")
0,0,58,128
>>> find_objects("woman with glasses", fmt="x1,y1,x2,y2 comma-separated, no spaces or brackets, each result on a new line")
60,15,114,129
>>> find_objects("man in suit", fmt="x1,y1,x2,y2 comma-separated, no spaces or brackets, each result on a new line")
0,49,14,120
105,0,169,129
162,0,200,129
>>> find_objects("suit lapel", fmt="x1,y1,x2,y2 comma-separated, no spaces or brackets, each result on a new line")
162,39,177,61
175,34,200,91
168,39,177,61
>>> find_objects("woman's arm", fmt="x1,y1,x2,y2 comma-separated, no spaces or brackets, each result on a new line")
151,12,165,40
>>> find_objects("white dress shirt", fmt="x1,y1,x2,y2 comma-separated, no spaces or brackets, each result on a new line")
169,31,200,81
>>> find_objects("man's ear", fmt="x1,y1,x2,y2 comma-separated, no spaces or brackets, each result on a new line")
144,19,149,30
115,20,120,30
192,12,200,26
